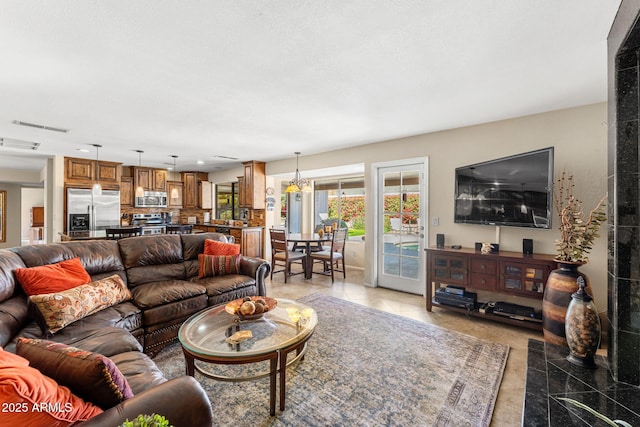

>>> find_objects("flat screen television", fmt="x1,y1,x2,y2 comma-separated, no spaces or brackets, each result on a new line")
454,147,554,228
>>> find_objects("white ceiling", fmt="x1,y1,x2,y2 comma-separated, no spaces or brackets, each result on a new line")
0,1,621,177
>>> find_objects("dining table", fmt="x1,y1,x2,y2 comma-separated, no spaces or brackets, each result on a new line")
286,233,332,279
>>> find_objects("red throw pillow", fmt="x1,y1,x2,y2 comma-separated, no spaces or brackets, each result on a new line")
198,254,241,278
204,239,240,256
15,258,91,296
0,347,103,425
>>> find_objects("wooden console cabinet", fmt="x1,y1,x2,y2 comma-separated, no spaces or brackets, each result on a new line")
425,246,557,331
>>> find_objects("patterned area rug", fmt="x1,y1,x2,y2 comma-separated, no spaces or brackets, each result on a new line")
154,294,509,426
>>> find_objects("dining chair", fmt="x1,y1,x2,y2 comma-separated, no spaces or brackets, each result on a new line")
166,224,193,234
106,227,142,240
309,227,347,282
270,228,306,283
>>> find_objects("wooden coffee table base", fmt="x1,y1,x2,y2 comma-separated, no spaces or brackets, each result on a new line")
182,335,312,416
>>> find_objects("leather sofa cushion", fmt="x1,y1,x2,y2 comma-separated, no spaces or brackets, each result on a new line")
118,235,183,270
142,295,207,327
196,274,256,297
109,351,167,394
0,249,27,301
126,263,186,288
130,281,206,309
0,295,29,348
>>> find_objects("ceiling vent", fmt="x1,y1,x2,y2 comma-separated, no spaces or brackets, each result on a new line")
12,120,69,133
214,155,239,160
0,137,40,150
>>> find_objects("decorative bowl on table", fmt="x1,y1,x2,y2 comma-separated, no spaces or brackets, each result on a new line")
225,296,277,320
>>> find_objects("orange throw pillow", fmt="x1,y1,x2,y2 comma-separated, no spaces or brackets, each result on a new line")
204,239,240,256
15,258,91,296
0,348,103,426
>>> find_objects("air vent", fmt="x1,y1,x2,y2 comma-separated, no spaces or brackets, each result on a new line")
214,155,239,160
12,120,69,133
0,137,40,150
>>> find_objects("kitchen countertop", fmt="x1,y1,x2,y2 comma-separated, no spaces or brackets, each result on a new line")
191,223,264,229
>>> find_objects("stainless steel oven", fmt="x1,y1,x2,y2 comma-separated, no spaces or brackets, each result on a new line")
135,191,167,208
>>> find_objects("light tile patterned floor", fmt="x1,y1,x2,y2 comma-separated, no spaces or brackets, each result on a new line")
267,266,540,427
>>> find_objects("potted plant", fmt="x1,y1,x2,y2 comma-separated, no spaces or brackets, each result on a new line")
119,414,173,427
542,171,607,346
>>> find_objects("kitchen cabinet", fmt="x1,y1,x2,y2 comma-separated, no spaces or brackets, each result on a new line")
131,167,167,192
64,157,121,189
120,176,134,207
181,172,209,209
230,227,263,258
238,161,265,209
167,181,183,208
426,247,557,331
30,206,44,227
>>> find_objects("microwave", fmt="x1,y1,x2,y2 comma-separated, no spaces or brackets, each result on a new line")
135,191,168,208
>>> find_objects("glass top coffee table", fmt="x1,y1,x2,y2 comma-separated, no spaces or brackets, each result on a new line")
178,298,317,416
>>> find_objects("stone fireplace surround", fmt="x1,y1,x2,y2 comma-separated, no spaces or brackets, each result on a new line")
523,2,640,424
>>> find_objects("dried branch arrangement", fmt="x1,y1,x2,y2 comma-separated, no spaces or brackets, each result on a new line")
553,172,607,263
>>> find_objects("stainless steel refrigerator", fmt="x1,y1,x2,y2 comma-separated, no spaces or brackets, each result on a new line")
67,188,121,232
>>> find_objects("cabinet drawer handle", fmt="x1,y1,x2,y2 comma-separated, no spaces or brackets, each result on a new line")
481,264,486,270
481,279,486,284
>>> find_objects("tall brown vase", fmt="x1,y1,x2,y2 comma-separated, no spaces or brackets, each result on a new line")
542,262,592,346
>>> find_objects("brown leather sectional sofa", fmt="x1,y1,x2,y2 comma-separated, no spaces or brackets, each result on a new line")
0,232,271,426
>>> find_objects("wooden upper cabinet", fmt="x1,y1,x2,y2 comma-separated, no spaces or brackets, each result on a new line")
96,161,120,183
120,176,134,207
153,169,167,192
239,161,265,209
131,167,167,192
181,172,209,208
65,157,121,188
66,158,93,181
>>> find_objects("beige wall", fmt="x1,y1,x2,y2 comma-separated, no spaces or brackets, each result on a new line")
0,183,23,249
259,102,608,305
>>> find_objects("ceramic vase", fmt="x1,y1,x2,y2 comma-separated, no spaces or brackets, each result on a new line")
565,276,601,369
542,261,592,346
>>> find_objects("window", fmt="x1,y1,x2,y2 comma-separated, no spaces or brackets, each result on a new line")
314,177,365,240
215,183,238,220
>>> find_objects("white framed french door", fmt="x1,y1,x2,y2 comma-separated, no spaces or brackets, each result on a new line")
376,160,427,295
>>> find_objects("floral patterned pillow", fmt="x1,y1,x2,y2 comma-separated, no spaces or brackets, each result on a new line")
29,274,132,334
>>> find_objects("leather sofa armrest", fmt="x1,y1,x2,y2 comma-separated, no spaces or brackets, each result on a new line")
77,376,213,427
239,256,271,296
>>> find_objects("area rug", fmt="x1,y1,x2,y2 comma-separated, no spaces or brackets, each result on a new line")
154,294,509,426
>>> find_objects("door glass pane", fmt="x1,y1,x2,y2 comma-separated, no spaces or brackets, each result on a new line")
384,255,400,275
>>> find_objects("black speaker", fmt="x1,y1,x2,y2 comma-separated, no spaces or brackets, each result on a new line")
523,238,533,255
436,234,445,248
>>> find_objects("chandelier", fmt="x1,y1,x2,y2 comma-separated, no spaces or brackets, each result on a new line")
285,152,312,193
134,150,145,198
170,155,180,199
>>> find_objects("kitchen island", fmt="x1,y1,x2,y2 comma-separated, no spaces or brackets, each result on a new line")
192,223,264,258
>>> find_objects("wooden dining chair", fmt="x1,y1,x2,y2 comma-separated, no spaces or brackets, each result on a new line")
270,228,306,283
310,228,347,282
166,224,193,234
106,227,142,240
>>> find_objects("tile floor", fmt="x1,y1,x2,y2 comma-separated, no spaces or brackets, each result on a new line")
267,266,541,427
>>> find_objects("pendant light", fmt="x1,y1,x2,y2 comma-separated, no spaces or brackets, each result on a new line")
92,144,102,196
285,152,312,193
170,155,179,199
135,150,145,198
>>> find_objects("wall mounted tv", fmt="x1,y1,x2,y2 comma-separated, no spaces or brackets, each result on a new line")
454,147,554,228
